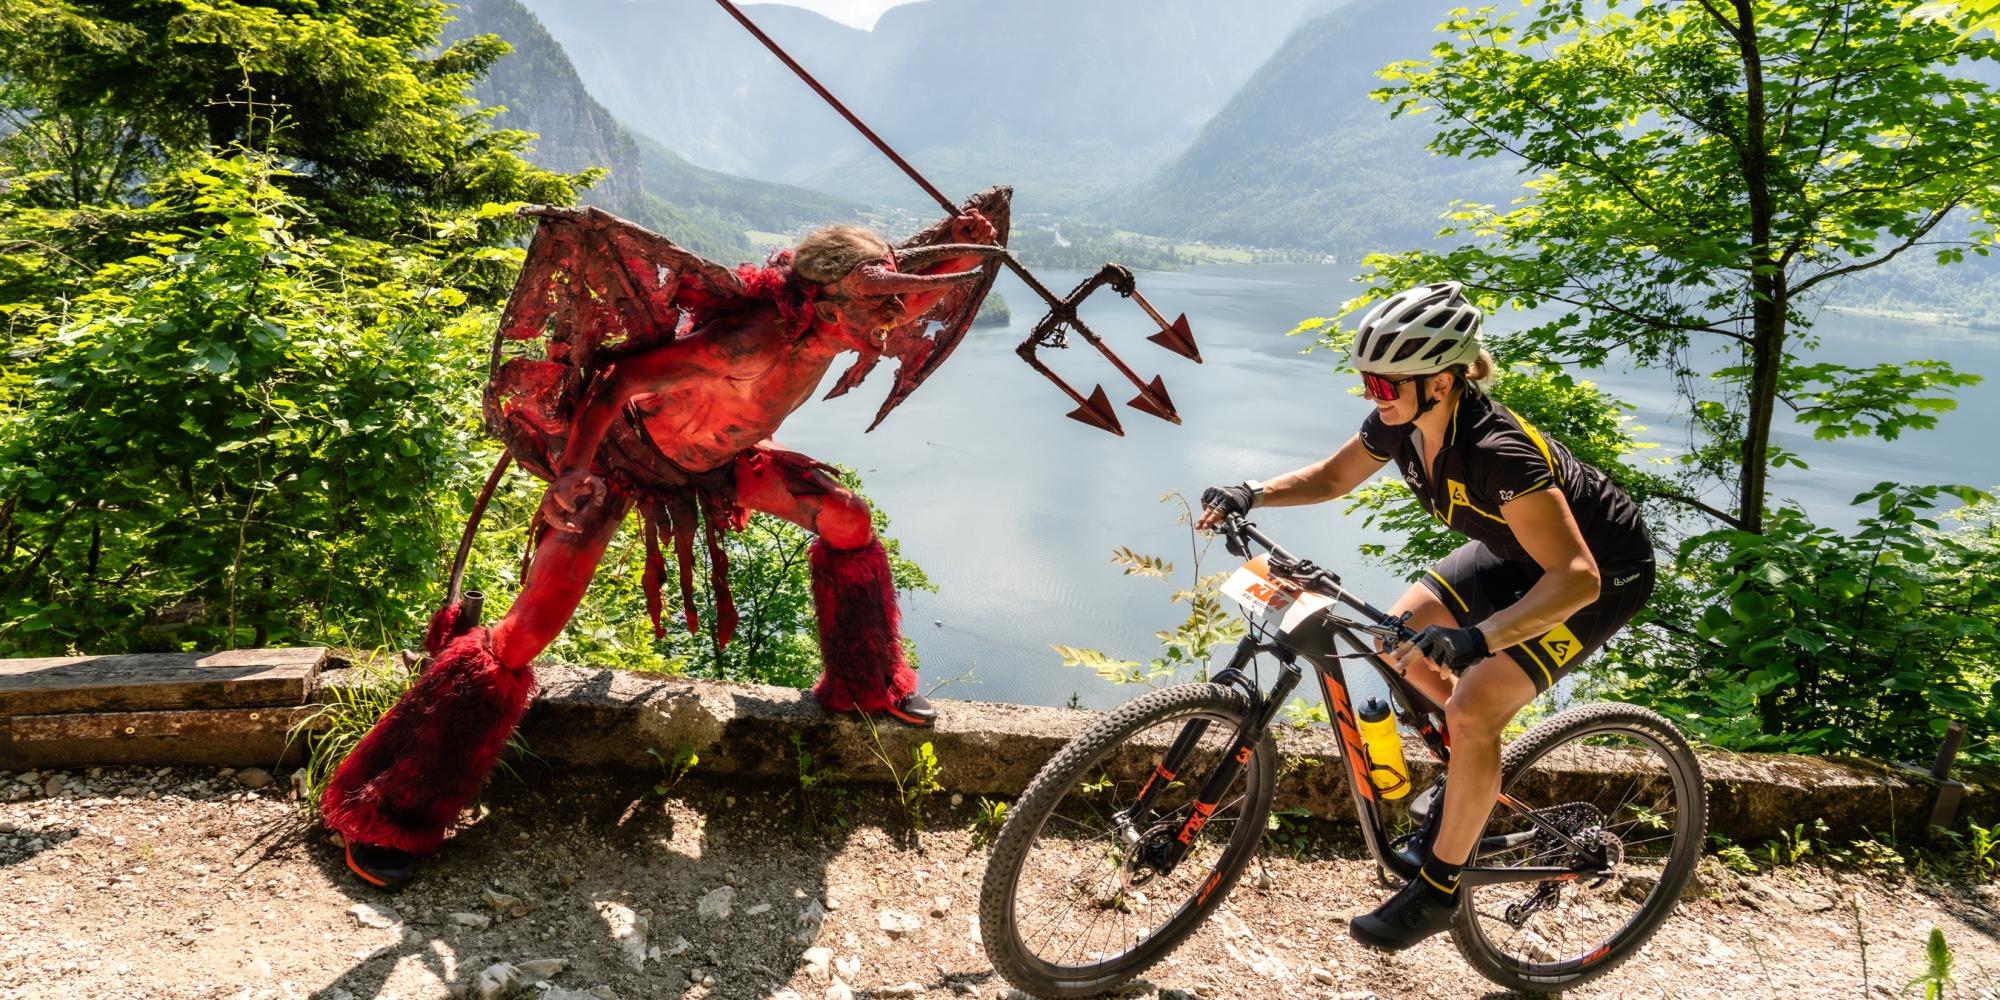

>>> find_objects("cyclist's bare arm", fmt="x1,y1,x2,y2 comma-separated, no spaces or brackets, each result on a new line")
1480,489,1602,649
1197,434,1384,528
1260,433,1386,507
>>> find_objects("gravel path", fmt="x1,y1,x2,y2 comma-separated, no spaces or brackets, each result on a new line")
2,764,1996,999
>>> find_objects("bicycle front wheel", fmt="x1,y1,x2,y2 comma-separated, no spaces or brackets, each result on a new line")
978,683,1277,999
1450,702,1708,993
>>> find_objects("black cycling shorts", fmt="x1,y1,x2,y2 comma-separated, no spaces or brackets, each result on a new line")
1419,541,1655,693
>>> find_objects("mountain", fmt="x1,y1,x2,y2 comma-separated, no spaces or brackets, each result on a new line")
517,0,1326,211
442,0,861,260
1112,0,1522,256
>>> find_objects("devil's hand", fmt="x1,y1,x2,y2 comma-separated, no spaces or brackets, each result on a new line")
950,209,996,246
541,469,608,533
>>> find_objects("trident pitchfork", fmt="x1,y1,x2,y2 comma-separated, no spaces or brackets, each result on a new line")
711,0,1201,436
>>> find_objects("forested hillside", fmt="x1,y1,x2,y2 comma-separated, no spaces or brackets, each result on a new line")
443,0,860,260
1112,0,1521,256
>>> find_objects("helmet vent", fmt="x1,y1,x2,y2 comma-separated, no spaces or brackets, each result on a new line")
1391,338,1430,364
1454,313,1476,333
1421,338,1457,362
1425,312,1452,328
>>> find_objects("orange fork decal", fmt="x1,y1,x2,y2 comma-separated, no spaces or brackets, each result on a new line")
1137,762,1176,800
1234,745,1253,765
1177,800,1218,845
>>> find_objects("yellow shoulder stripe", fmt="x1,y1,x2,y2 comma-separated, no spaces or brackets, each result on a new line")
1504,406,1561,485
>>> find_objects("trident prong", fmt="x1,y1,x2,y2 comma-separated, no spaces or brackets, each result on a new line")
1013,264,1200,432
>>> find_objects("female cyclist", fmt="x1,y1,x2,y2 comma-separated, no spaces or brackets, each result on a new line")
1197,281,1656,951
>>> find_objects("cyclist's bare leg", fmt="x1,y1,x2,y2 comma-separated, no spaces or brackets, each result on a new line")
1380,582,1541,865
1431,656,1538,865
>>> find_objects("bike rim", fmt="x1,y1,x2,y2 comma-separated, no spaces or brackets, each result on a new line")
1460,722,1698,981
1005,706,1267,984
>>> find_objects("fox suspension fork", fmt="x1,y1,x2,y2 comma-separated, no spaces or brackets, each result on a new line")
1120,641,1301,876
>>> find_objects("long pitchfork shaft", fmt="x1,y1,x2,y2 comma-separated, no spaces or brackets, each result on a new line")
712,0,1061,313
712,0,958,217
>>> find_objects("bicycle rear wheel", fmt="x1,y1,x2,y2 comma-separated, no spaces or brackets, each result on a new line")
1450,702,1707,993
978,683,1277,999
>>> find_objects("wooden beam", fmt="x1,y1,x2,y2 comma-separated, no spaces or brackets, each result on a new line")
0,648,325,717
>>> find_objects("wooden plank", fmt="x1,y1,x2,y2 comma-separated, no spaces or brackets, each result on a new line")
0,647,325,717
0,705,319,769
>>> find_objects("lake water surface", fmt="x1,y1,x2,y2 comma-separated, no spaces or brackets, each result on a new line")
778,263,2000,709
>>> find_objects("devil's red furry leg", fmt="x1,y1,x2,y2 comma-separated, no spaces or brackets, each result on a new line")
319,628,532,854
809,537,917,714
323,487,633,855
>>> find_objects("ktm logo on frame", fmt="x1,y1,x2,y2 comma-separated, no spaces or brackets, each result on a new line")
1540,623,1583,667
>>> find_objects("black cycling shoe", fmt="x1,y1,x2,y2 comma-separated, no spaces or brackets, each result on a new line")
344,840,418,890
1349,873,1458,951
881,691,938,727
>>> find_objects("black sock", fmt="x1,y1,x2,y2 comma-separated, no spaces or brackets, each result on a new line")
1417,857,1463,906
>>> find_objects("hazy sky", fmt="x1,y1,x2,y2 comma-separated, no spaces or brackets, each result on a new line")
760,0,918,29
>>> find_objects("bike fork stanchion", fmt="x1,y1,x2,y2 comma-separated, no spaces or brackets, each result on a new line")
1121,639,1265,836
1153,658,1302,873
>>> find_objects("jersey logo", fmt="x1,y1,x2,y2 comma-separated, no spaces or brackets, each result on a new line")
1449,480,1470,505
1499,488,1517,502
1541,623,1583,668
1612,571,1642,588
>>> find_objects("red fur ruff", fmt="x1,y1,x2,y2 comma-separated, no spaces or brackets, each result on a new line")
319,627,533,855
808,538,917,714
421,601,467,655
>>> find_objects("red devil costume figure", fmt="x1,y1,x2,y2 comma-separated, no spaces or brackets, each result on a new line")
323,190,1011,887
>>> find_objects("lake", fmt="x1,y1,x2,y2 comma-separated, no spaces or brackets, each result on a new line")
777,263,2000,709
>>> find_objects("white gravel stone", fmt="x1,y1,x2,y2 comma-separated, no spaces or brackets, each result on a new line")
449,911,491,930
347,902,401,929
698,885,736,920
875,909,920,937
596,901,648,970
792,898,828,944
801,946,834,984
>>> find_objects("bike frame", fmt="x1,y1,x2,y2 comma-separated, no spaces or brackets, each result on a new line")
1124,516,1610,889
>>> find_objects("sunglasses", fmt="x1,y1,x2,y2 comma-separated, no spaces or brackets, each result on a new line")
1361,371,1420,402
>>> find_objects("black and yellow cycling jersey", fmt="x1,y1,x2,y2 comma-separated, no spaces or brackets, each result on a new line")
1357,387,1652,570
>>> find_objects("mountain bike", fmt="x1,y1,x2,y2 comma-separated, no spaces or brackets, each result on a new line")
977,513,1706,997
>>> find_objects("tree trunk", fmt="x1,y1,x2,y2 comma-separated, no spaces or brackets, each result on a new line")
1731,0,1777,535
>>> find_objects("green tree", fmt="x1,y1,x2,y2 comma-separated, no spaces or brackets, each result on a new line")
0,0,580,237
1355,0,1998,534
0,153,509,652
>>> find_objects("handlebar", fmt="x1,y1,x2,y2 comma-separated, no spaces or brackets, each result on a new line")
1218,512,1418,645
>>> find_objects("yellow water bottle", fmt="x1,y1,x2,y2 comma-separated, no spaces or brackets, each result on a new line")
1357,697,1411,800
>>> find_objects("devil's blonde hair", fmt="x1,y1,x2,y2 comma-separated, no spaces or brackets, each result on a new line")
792,225,891,286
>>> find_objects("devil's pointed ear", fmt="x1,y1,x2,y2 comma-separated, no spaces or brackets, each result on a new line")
813,300,840,327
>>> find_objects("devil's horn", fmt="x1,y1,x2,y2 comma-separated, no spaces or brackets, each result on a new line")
852,262,991,296
892,243,1010,270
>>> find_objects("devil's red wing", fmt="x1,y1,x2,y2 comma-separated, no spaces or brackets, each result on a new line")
485,206,747,479
822,186,1013,431
498,205,744,365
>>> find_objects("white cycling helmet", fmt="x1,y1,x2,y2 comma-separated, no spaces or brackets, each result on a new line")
1351,281,1485,374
